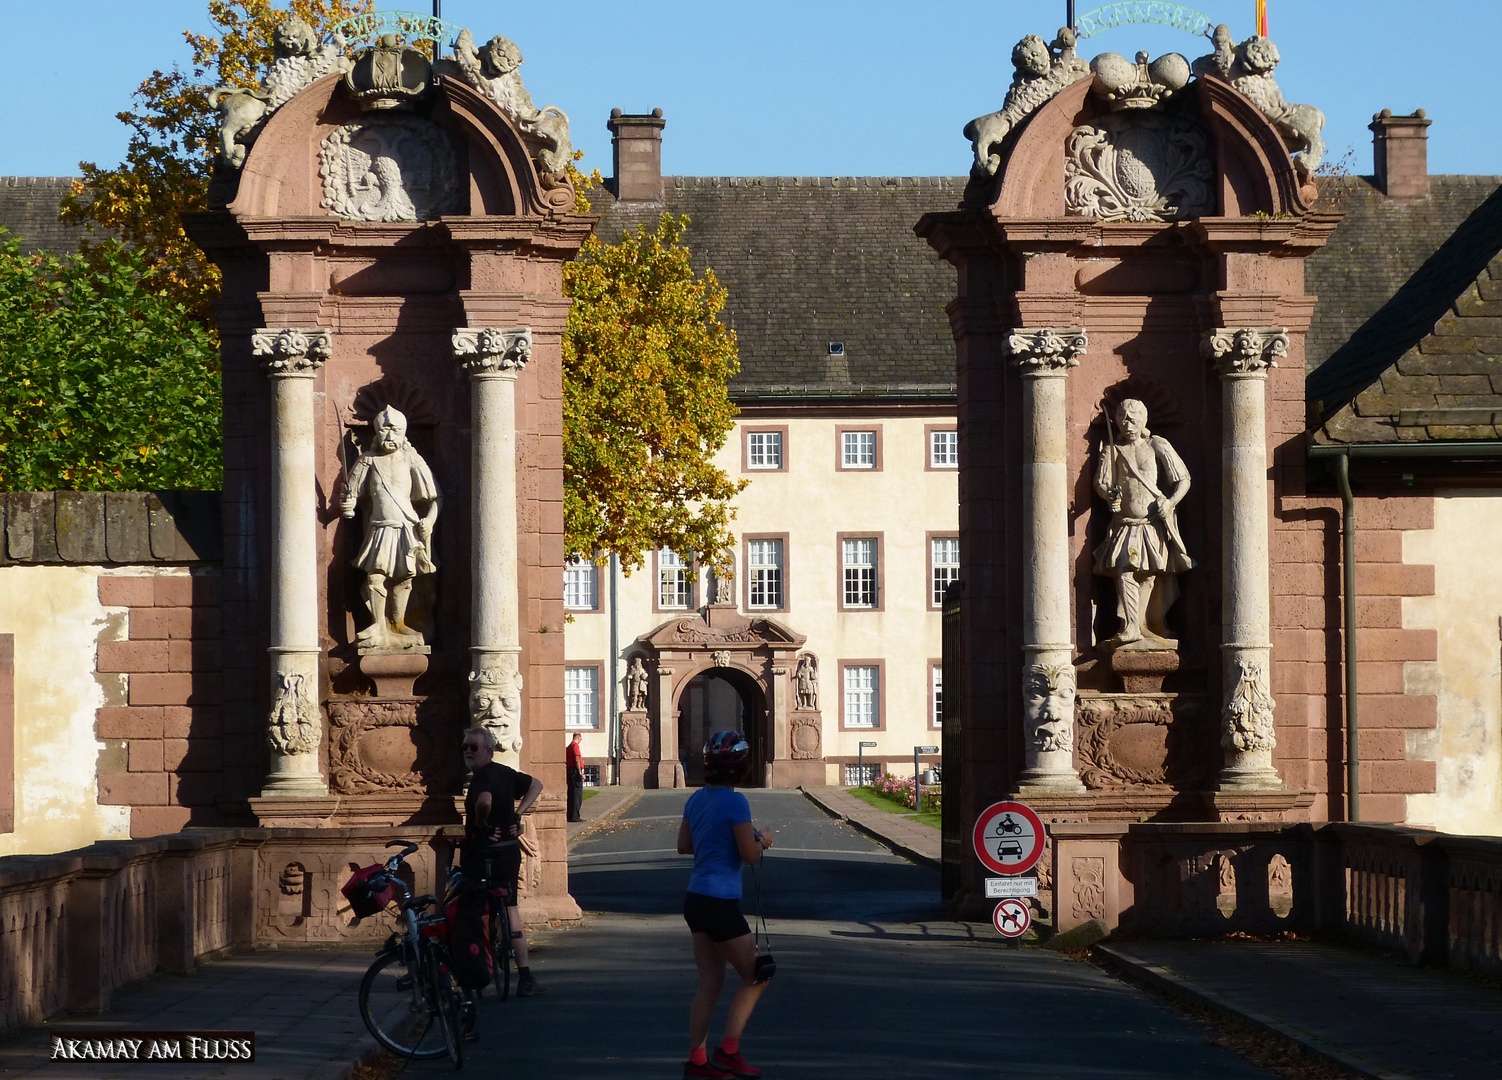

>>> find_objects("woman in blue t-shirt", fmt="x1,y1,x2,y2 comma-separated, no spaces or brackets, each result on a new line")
675,731,774,1080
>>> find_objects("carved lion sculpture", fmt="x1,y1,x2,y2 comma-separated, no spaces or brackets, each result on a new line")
1194,29,1325,181
208,15,350,169
965,30,1090,179
454,29,574,177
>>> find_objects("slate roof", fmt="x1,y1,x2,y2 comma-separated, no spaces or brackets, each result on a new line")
0,177,89,255
586,177,965,401
1306,176,1502,443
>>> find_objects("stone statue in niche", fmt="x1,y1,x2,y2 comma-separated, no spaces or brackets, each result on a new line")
624,656,650,712
710,552,736,605
1093,399,1193,649
1023,662,1076,753
965,28,1089,180
210,15,352,169
453,30,574,177
795,654,819,711
341,406,441,649
1193,27,1325,180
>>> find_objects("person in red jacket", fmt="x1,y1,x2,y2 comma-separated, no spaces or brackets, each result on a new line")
566,733,585,822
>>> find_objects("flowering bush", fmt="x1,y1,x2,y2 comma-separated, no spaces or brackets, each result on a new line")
867,773,941,814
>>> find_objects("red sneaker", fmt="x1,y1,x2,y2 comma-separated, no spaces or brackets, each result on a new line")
683,1060,733,1079
712,1048,762,1079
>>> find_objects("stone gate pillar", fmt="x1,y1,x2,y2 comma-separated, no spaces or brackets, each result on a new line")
253,327,331,797
454,327,532,770
1206,328,1289,790
1010,328,1087,793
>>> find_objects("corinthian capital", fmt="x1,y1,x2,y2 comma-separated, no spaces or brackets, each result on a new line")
453,326,533,376
1203,327,1288,376
1007,328,1088,374
253,328,332,377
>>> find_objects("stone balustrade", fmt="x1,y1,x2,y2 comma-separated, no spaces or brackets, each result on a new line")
0,826,458,1036
1052,821,1502,978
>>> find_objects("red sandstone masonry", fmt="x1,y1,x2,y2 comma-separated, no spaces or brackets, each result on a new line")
1356,628,1438,663
1365,759,1438,794
96,707,164,740
1359,562,1436,596
129,806,192,836
98,772,167,807
97,640,170,674
98,576,155,608
1355,694,1438,729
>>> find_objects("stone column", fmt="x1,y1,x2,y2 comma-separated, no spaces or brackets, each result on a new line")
1204,328,1288,789
1009,329,1087,793
454,327,532,770
252,328,332,796
655,663,681,787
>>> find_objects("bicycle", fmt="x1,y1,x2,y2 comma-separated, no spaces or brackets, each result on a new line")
466,841,518,1001
346,840,468,1069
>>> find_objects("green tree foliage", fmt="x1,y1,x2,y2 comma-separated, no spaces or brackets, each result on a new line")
563,214,746,572
0,235,222,490
59,0,371,322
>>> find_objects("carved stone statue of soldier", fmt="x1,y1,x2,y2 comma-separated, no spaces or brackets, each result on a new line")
624,656,650,712
341,406,441,648
1092,398,1193,648
795,654,819,711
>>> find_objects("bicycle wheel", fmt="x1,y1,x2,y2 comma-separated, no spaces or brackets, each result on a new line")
426,942,464,1069
489,902,511,1000
358,950,447,1059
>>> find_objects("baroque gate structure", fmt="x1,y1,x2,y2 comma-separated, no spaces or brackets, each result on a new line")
187,18,591,929
918,27,1341,914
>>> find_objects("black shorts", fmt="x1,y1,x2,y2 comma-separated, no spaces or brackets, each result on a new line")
683,891,751,942
463,844,522,898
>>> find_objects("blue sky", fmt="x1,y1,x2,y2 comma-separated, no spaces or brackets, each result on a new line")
5,1,1500,179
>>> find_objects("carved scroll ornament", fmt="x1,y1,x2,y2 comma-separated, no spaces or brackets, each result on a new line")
1066,112,1214,222
453,327,533,376
1222,655,1276,753
268,672,321,756
320,115,461,222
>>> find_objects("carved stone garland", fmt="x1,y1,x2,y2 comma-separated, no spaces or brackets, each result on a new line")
1065,112,1214,222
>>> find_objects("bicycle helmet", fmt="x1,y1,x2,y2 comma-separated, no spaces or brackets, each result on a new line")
703,730,750,782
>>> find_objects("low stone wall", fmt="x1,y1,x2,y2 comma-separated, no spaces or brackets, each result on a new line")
1052,821,1502,978
0,825,456,1037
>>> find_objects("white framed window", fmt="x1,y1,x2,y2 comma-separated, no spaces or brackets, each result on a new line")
564,559,598,610
564,667,600,729
842,538,877,608
930,429,958,468
841,430,877,468
747,539,783,608
932,665,944,729
658,549,693,609
843,665,879,729
747,431,783,469
931,537,960,606
581,764,601,787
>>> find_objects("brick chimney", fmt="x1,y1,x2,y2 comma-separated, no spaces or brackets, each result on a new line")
1370,108,1431,198
608,108,666,202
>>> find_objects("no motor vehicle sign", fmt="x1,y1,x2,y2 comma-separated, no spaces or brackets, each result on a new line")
971,800,1045,875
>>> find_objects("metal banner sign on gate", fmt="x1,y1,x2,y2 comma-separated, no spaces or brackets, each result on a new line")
971,800,1045,875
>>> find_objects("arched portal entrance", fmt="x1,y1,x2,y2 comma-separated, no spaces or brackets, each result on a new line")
678,666,767,786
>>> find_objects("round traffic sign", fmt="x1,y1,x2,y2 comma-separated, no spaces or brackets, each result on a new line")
992,898,1032,938
972,800,1045,875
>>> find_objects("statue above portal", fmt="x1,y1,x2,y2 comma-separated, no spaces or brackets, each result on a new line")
964,28,1089,180
1092,399,1193,649
341,406,441,649
453,30,574,177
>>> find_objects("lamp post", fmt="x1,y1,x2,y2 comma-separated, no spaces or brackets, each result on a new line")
857,740,877,786
914,745,940,811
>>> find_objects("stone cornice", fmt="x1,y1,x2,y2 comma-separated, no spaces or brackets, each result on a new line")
252,327,331,377
1203,327,1288,377
453,327,532,376
1007,328,1088,374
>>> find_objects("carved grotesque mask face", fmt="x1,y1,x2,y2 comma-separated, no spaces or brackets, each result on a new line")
1023,665,1075,726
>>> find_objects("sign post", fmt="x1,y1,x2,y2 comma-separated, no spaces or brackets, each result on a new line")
972,800,1046,942
857,740,877,785
913,745,939,811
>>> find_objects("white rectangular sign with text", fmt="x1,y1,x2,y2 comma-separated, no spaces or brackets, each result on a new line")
984,876,1039,899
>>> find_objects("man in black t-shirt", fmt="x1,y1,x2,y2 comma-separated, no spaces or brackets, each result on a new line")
461,726,547,996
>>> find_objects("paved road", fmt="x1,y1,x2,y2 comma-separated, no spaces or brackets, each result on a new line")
417,789,1277,1079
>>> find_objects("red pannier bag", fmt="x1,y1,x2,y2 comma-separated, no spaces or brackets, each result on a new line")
341,864,395,919
446,877,493,991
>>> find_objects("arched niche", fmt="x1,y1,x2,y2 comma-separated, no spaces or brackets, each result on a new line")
224,73,572,220
986,75,1311,221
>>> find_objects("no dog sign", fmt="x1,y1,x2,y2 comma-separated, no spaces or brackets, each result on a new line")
972,800,1045,875
992,898,1032,939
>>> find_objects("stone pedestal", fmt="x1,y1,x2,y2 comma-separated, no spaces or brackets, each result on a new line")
358,647,430,698
1108,646,1179,694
